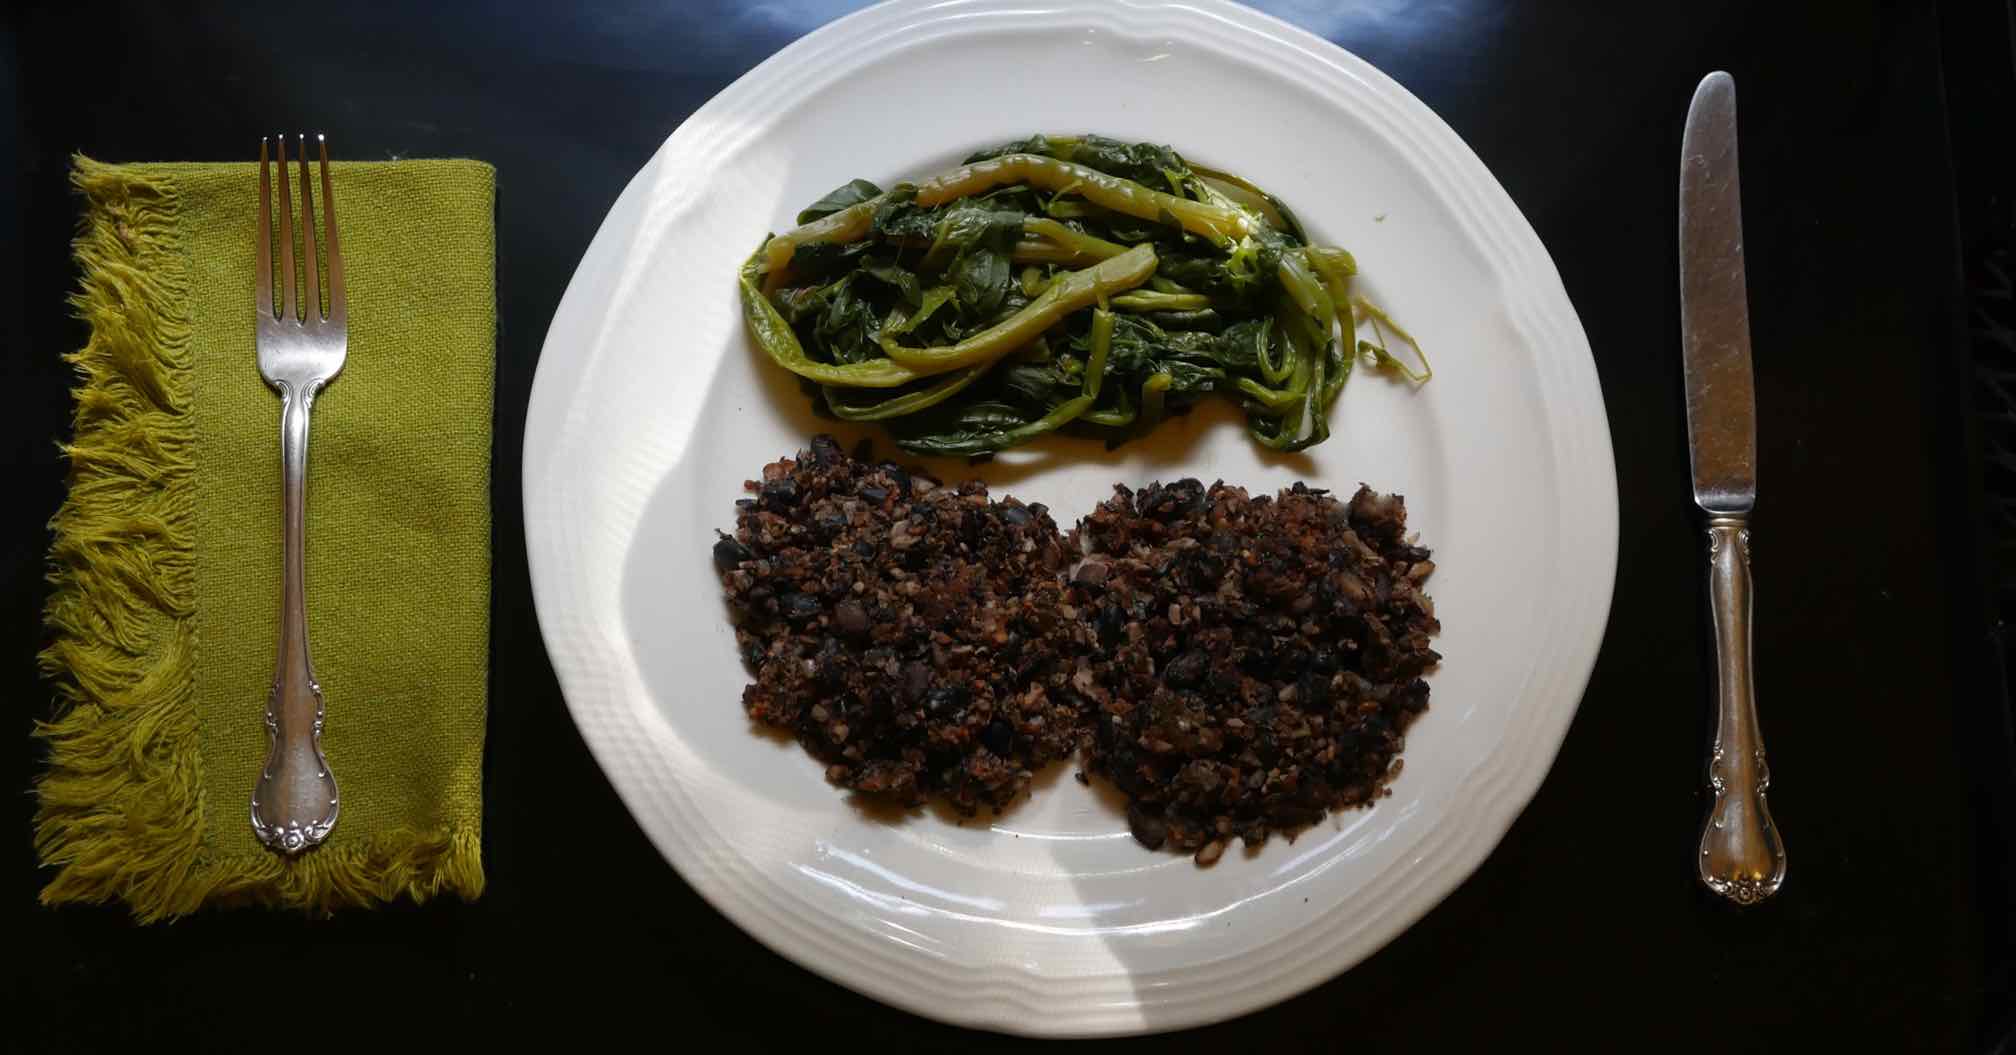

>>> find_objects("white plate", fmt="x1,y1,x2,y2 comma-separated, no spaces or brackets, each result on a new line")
524,0,1615,1036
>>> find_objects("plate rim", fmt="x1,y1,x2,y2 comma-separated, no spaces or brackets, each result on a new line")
523,0,1619,1036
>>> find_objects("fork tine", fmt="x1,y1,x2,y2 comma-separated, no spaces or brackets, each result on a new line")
275,134,297,322
257,137,274,319
318,135,345,324
296,132,321,321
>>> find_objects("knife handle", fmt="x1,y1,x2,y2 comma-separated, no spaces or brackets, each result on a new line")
1697,514,1786,904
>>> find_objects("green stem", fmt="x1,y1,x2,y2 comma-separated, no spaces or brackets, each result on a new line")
915,154,1250,242
1086,309,1114,400
1110,291,1211,312
1320,295,1353,409
1257,306,1295,386
880,245,1156,371
1189,161,1307,241
1021,218,1129,260
823,364,988,421
1235,376,1301,411
1306,245,1358,281
759,194,889,277
1276,250,1335,323
1355,296,1432,382
1250,352,1316,450
1140,373,1173,431
738,248,924,388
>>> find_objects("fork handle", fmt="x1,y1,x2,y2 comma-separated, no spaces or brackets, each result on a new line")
251,381,339,854
1696,514,1784,903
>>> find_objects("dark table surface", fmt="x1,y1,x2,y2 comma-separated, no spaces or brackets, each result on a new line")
11,1,2015,1050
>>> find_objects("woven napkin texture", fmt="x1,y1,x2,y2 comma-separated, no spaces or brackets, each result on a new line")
34,156,494,920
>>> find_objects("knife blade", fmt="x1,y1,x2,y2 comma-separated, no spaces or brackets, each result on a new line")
1680,71,1757,515
1680,70,1785,905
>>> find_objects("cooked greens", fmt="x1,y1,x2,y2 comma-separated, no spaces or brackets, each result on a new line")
741,133,1428,456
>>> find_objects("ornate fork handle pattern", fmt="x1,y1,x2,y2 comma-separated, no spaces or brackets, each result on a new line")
249,134,348,855
251,380,339,853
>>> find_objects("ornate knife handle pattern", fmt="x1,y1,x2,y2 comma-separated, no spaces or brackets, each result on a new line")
1697,514,1785,904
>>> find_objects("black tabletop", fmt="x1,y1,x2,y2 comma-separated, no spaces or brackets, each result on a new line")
12,2,2014,1050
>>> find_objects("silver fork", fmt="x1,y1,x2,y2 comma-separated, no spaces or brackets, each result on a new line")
250,134,347,855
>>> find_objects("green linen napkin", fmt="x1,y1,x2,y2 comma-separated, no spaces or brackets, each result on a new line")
34,156,494,920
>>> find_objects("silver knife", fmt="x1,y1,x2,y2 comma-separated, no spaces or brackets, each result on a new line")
1680,70,1786,904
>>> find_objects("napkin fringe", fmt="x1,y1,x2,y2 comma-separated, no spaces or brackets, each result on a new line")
37,158,488,922
34,159,210,922
197,826,487,914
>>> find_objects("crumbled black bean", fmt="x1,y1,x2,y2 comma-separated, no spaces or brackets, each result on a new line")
981,718,1016,757
759,477,797,512
878,462,912,496
1162,650,1208,688
712,533,753,573
1127,803,1170,850
720,437,1083,813
718,443,1441,858
926,685,969,716
833,600,870,641
779,592,821,622
1071,479,1440,857
808,433,844,465
901,661,932,703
